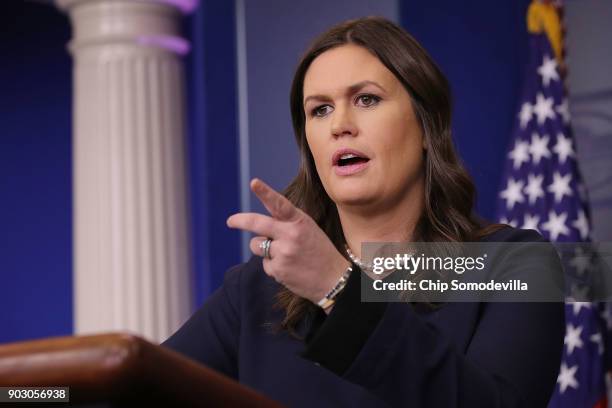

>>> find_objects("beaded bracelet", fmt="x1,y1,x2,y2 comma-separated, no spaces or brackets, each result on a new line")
317,264,353,309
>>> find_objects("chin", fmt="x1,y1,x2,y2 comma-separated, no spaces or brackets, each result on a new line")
332,187,378,208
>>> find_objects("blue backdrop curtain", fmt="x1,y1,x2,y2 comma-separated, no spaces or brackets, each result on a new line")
399,0,531,220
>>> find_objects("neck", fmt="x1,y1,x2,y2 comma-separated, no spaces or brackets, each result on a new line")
337,186,424,260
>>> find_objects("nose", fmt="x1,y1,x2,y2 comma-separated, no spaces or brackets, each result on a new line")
331,105,358,138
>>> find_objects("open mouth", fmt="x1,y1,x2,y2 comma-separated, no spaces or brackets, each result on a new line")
332,149,371,167
332,150,371,176
336,153,370,167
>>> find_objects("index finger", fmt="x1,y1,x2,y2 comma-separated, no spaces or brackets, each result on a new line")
250,178,299,221
226,212,279,238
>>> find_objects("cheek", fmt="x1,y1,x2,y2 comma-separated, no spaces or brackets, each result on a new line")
383,141,422,181
374,109,422,155
305,128,326,170
306,119,328,151
374,116,424,179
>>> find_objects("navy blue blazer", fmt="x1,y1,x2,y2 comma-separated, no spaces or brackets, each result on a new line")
163,227,564,407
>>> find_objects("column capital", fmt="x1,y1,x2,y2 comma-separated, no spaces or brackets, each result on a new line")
55,0,199,56
56,0,199,14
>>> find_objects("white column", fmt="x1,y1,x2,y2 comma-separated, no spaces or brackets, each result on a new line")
56,0,197,342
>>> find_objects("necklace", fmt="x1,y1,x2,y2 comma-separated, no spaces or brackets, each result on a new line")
345,244,374,272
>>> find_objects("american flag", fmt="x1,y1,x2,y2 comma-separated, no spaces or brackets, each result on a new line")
496,3,607,407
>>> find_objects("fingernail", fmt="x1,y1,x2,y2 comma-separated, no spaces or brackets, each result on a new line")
251,179,262,192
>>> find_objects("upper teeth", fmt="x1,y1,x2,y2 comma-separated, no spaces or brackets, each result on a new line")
340,153,358,160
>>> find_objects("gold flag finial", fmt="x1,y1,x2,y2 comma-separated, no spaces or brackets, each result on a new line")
527,0,563,62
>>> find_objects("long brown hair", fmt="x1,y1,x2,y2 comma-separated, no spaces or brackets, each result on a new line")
277,16,502,335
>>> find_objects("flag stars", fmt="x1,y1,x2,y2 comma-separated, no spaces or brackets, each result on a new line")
572,210,589,240
518,102,533,129
537,54,560,87
541,210,570,240
533,93,556,124
564,324,583,355
553,133,575,164
556,362,579,394
522,214,540,231
571,301,591,316
508,140,530,169
569,285,589,303
529,133,551,164
500,178,525,210
590,332,604,355
524,174,545,204
601,306,612,330
556,99,571,124
499,217,518,228
548,172,573,203
570,247,591,276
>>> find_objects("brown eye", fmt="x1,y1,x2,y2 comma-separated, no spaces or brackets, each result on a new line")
356,94,381,107
312,105,332,117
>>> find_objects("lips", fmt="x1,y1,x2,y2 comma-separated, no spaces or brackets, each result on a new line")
332,148,370,167
332,148,371,176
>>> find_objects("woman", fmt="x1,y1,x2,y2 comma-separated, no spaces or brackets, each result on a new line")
163,16,564,407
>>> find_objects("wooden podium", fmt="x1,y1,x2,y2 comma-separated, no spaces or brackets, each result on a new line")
0,333,283,407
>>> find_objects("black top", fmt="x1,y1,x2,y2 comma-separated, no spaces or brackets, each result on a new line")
302,265,387,375
163,226,565,407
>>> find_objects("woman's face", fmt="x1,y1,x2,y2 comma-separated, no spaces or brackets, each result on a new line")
303,44,425,211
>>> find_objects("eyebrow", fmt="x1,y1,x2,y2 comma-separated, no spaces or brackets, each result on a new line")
303,80,387,107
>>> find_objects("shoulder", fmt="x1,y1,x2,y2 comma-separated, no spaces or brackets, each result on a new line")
478,225,547,244
477,225,556,265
